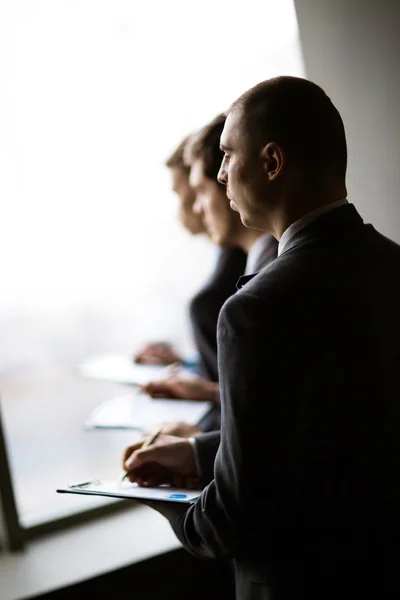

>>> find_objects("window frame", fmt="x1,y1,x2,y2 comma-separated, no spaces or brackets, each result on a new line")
0,397,24,551
0,394,141,550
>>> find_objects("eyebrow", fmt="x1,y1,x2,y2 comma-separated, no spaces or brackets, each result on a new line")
220,143,232,152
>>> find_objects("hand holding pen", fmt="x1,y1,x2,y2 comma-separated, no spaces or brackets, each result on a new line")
121,431,200,489
120,426,164,483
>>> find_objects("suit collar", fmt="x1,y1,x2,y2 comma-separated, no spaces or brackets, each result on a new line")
236,205,364,288
278,198,348,256
279,203,364,257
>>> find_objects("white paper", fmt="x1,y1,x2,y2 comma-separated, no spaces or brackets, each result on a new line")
84,392,213,430
77,354,172,386
57,480,201,504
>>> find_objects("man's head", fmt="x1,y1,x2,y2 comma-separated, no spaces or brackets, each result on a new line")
218,76,348,234
165,136,205,235
186,114,244,247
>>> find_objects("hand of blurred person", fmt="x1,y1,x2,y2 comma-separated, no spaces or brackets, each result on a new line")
133,342,183,366
143,421,203,439
142,373,220,404
122,434,200,489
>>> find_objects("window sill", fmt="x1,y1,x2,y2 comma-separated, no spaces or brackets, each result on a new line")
1,503,181,600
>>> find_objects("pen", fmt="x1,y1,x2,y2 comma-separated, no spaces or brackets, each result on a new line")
163,361,181,374
138,361,181,395
120,425,163,483
155,361,181,380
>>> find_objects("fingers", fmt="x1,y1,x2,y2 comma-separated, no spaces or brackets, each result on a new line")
137,356,168,365
143,375,215,402
122,435,198,489
124,435,196,474
158,421,203,438
130,470,201,490
124,440,174,476
127,467,201,490
141,380,176,398
124,444,161,472
134,342,175,365
121,441,143,470
182,476,202,490
126,463,176,487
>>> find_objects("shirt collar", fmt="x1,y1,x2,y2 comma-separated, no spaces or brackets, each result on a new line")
278,198,348,256
244,233,271,275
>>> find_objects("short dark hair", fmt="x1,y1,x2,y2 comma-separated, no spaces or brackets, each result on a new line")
229,76,347,179
165,135,191,177
185,114,225,184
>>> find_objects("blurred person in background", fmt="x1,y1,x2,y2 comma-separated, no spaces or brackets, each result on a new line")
138,114,278,437
134,131,248,434
134,135,213,368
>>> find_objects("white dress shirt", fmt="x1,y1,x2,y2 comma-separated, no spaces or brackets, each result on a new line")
278,198,349,256
244,233,276,275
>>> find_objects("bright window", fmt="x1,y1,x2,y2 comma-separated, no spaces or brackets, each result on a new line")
0,0,304,526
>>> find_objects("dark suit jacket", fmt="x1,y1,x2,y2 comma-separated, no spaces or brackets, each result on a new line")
190,237,278,384
190,247,247,433
166,205,400,599
189,246,247,383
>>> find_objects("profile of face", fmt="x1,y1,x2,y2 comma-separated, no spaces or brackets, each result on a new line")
170,167,205,235
190,158,243,247
218,109,282,231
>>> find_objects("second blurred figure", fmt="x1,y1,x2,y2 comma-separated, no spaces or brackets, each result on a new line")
139,115,278,436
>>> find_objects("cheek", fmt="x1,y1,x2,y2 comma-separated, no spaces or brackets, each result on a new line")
228,160,246,191
182,192,192,205
211,197,229,222
237,161,251,184
237,163,260,201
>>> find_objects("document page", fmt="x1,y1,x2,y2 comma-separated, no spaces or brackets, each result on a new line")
57,479,201,504
77,354,170,386
84,392,213,430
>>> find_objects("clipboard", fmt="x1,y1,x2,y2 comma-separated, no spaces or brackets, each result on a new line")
57,479,201,504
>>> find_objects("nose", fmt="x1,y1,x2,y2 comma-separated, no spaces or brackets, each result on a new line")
192,196,203,214
217,158,227,185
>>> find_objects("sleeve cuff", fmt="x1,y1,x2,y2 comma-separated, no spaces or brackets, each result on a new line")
188,436,202,478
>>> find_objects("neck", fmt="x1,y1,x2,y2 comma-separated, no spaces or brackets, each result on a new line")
266,181,347,240
236,228,264,253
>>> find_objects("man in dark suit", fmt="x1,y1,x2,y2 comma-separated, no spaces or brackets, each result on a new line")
123,76,400,598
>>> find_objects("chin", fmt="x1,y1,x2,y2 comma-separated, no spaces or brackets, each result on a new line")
239,212,252,228
213,235,228,247
241,214,265,232
183,219,203,235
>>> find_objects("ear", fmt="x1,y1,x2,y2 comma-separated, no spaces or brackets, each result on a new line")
261,142,285,181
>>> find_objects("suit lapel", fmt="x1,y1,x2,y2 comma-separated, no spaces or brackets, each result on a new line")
236,274,257,290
